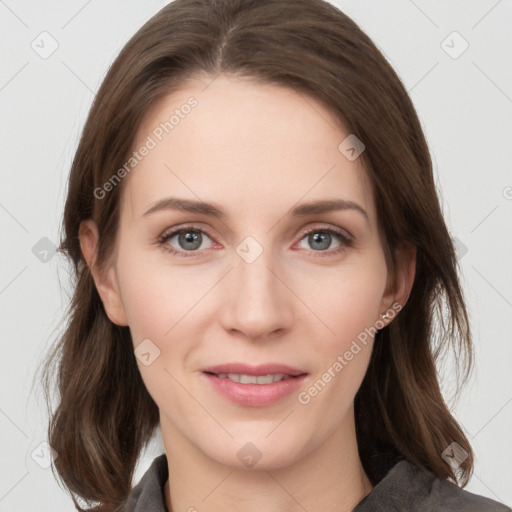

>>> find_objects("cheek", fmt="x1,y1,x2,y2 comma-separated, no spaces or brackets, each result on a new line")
116,253,193,407
296,251,387,400
120,275,170,346
116,246,201,344
296,265,386,423
115,246,213,395
300,253,388,346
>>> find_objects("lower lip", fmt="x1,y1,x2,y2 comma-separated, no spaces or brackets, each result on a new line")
203,373,308,407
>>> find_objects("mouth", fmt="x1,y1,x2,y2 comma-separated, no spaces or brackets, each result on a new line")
201,362,307,382
201,363,308,407
204,372,300,384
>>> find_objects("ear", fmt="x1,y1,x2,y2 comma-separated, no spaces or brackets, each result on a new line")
379,242,416,325
79,220,128,326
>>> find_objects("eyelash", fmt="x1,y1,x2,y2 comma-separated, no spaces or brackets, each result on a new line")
157,223,354,259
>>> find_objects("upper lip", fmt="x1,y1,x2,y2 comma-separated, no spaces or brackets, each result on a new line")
201,363,307,377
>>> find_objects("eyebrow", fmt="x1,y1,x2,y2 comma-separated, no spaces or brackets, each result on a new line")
142,197,368,221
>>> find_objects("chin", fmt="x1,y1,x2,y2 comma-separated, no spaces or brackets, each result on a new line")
203,432,307,471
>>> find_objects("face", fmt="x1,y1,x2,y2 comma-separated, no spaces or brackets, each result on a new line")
88,73,406,470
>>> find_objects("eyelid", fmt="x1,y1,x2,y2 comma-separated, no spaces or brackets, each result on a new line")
297,223,352,241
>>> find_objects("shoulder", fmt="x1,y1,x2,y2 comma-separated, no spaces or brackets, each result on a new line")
122,453,169,512
354,458,511,512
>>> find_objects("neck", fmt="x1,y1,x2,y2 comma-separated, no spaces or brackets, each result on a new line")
162,406,373,512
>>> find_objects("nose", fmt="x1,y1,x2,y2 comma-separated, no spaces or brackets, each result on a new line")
218,247,294,341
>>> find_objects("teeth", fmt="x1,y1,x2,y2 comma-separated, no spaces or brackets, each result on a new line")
216,373,290,384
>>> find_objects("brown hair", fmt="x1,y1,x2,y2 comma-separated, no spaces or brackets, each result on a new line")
41,0,474,510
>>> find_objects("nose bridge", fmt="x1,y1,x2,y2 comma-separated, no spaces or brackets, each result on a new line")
234,238,280,304
221,236,293,338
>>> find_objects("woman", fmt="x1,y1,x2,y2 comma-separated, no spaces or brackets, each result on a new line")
42,0,511,511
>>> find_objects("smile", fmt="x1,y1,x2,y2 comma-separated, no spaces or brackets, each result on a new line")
213,373,293,384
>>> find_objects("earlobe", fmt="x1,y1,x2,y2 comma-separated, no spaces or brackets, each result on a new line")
78,220,129,326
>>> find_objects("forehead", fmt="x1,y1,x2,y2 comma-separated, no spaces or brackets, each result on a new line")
123,74,374,223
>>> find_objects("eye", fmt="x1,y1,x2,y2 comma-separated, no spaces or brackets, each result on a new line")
158,225,215,257
296,226,353,257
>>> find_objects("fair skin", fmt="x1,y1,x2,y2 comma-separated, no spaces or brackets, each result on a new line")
80,74,415,512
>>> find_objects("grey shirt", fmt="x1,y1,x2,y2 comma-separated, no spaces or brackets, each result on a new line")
123,453,510,511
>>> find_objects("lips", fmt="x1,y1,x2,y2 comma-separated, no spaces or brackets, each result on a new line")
201,363,308,407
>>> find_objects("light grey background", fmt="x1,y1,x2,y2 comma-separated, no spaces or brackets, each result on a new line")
1,0,511,510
